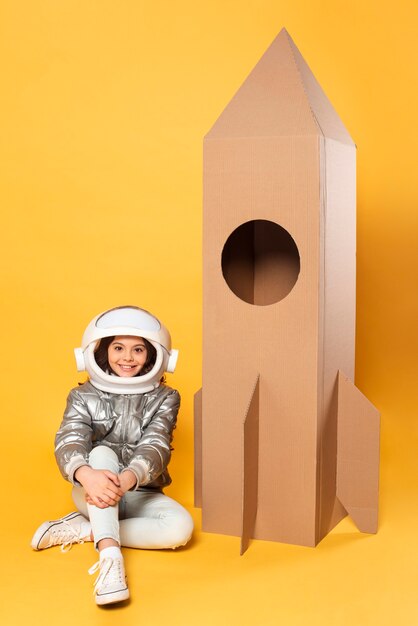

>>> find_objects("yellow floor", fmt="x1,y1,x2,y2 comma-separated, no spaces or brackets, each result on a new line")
2,399,417,626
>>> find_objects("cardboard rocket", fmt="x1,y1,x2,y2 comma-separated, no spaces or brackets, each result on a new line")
194,29,380,553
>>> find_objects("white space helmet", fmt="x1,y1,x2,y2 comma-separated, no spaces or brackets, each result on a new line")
74,306,179,394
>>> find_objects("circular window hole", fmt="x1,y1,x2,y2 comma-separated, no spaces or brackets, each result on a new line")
221,220,300,306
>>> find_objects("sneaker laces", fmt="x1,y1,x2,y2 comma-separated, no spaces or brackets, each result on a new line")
48,520,85,553
88,558,125,595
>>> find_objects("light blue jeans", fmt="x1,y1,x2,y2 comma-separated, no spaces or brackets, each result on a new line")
72,445,194,549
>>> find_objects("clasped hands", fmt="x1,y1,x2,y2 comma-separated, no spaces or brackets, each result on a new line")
74,466,137,509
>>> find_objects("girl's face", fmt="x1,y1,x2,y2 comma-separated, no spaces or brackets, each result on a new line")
107,335,148,377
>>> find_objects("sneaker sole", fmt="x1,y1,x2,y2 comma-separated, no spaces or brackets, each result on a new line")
96,587,130,606
30,512,83,550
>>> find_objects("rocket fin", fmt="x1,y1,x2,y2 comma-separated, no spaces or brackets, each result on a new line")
194,388,203,508
336,371,380,533
240,375,260,555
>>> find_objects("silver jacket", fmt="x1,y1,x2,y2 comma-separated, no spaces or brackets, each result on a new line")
54,381,180,491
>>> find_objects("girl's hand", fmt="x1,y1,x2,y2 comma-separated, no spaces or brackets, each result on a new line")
85,469,137,503
118,469,137,494
75,466,124,508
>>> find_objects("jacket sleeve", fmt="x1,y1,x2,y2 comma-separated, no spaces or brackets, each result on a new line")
126,389,180,488
54,388,93,485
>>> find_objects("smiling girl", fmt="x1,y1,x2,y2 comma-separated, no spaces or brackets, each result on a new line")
31,306,193,606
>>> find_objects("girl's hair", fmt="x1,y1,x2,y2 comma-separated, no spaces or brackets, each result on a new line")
94,336,157,377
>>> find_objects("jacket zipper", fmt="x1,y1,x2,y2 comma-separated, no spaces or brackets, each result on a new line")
122,396,130,444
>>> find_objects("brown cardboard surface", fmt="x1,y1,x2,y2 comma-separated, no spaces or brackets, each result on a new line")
206,28,354,145
241,375,260,555
194,388,202,507
198,28,379,549
202,135,320,545
336,371,380,533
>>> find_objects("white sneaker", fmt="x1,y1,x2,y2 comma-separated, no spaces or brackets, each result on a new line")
31,512,91,552
88,557,130,605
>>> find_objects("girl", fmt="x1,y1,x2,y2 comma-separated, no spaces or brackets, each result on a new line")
31,305,194,606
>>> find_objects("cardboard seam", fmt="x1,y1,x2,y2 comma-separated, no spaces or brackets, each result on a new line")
286,32,325,141
242,374,261,426
193,388,203,508
204,134,325,141
285,31,354,147
316,134,327,542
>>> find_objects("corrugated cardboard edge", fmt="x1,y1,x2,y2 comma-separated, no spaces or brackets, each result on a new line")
316,137,356,543
240,375,260,555
336,371,380,533
194,388,203,508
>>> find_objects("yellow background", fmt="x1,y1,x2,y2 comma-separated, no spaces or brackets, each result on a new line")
1,1,418,624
